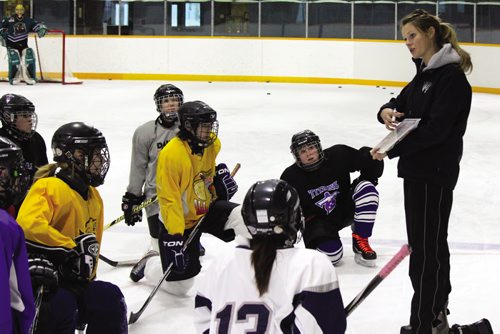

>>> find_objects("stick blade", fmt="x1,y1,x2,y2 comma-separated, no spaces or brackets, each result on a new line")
129,311,141,324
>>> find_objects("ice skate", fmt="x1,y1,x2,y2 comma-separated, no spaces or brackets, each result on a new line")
400,308,449,334
450,318,493,334
130,250,159,282
352,233,377,267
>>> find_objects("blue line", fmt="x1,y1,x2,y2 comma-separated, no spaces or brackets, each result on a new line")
340,237,500,251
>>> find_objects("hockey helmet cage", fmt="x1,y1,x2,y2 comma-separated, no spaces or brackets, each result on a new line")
154,84,184,126
0,136,29,207
290,129,324,171
178,101,218,149
52,122,110,187
242,179,304,248
0,93,38,141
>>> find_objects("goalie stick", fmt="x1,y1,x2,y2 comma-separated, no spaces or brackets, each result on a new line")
345,244,411,316
128,163,241,324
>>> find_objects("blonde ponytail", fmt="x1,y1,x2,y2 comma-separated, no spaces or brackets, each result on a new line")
33,162,68,184
439,22,472,73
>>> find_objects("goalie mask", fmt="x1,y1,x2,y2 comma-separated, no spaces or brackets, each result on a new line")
178,101,218,150
290,129,325,171
15,4,25,18
242,179,304,248
0,94,38,141
0,136,29,208
52,122,110,187
154,84,184,128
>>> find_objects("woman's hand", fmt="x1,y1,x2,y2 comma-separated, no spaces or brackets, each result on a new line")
370,147,387,161
380,108,405,131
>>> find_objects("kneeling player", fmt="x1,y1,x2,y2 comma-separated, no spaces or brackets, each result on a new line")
281,130,384,267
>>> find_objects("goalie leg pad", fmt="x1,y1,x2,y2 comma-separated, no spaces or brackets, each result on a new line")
21,48,36,85
7,49,21,84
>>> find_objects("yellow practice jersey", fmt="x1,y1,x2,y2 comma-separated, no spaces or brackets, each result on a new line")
17,176,104,250
157,136,221,235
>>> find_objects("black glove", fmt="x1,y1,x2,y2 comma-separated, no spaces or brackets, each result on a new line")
62,234,99,282
122,192,145,226
28,254,58,295
0,28,7,38
161,232,188,273
213,163,238,200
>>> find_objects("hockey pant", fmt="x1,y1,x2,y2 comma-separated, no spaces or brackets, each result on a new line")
147,201,248,295
315,180,379,265
7,48,36,84
35,281,128,334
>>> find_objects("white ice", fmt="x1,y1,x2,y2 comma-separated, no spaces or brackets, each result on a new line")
5,80,499,333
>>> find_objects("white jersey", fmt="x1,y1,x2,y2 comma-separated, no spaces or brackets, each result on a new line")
126,117,178,217
195,239,346,334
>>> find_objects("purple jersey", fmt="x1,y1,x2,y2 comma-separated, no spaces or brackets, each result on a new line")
0,209,35,334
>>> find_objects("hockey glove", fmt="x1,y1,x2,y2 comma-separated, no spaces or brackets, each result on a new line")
122,192,145,226
28,254,58,295
161,232,188,273
213,163,238,200
62,234,99,282
37,24,47,38
0,28,7,39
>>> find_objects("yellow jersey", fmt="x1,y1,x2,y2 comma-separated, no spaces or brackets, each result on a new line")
157,136,221,235
17,176,104,250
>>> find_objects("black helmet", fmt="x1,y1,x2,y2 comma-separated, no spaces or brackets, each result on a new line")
52,122,110,187
290,129,324,171
178,101,218,149
154,84,184,127
242,179,303,248
0,136,29,208
0,93,37,141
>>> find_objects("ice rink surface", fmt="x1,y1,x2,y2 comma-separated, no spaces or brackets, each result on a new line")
4,80,499,333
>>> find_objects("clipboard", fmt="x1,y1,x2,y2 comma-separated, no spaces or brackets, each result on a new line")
374,118,421,154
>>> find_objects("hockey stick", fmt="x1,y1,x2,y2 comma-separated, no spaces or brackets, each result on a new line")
129,215,206,324
30,285,44,334
99,254,141,267
129,163,241,324
104,163,241,231
104,196,158,230
345,244,411,317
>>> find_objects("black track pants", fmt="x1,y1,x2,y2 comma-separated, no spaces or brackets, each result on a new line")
403,180,453,333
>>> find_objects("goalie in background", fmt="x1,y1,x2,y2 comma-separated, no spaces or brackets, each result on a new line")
0,4,48,85
281,129,384,268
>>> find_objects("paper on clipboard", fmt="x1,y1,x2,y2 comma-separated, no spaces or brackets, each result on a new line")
374,118,421,154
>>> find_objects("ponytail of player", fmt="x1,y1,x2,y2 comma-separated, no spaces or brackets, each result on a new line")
242,179,304,297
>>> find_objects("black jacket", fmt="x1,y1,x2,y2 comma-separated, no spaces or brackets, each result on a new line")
280,145,383,225
0,127,48,183
378,52,471,190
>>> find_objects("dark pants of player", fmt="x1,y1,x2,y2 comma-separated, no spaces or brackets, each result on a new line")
404,180,452,333
6,41,27,56
159,200,237,281
36,281,128,334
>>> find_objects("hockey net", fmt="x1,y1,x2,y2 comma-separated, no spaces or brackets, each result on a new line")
0,29,82,84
